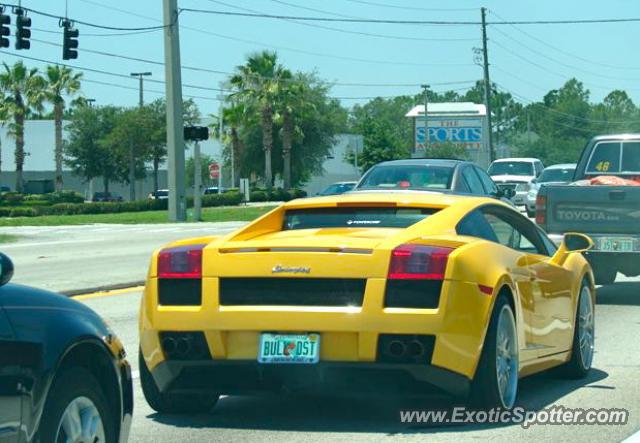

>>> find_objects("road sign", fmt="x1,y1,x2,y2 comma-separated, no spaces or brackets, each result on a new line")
209,162,220,179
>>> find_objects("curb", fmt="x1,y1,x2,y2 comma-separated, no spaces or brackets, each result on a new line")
61,281,145,297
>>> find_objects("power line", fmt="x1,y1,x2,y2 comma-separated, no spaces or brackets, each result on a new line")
29,37,476,88
33,26,160,37
490,25,638,81
343,0,478,12
205,0,478,41
75,0,475,68
0,2,168,31
80,77,221,101
489,10,640,71
178,7,482,25
490,38,640,93
178,8,640,25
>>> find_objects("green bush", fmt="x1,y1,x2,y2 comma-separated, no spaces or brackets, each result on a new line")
2,192,24,205
250,190,268,202
43,191,85,204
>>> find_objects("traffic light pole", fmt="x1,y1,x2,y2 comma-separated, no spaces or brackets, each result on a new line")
193,141,202,222
163,0,186,222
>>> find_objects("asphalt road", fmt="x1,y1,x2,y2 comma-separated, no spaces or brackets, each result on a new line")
80,276,640,443
0,222,246,293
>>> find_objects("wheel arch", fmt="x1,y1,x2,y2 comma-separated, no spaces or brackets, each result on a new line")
52,339,123,438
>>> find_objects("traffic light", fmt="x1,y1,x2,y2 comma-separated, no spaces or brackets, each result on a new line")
0,8,9,49
62,20,78,60
14,8,30,50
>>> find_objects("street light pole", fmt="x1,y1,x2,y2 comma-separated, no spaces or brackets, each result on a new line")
421,84,429,156
130,72,152,108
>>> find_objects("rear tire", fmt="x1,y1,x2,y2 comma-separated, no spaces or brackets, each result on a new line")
593,266,616,285
470,294,519,410
139,348,219,413
560,282,594,379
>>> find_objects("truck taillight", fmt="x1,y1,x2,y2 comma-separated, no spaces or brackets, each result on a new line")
535,195,546,225
388,244,454,280
157,244,205,279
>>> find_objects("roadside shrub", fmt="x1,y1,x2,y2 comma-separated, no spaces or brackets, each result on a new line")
43,191,85,204
2,192,24,205
8,207,38,217
292,189,307,199
250,191,268,202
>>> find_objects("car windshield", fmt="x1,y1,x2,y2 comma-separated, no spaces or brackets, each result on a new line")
356,165,453,191
539,167,575,183
586,141,640,173
488,162,534,176
319,183,354,195
283,207,439,229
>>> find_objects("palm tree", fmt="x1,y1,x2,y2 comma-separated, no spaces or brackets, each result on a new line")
213,103,246,188
230,51,290,190
278,76,307,190
0,62,46,193
44,65,82,192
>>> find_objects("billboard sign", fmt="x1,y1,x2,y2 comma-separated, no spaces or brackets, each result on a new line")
414,117,483,154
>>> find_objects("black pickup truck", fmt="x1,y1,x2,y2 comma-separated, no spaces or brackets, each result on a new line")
536,134,640,284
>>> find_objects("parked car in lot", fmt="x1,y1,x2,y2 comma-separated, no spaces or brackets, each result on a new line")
204,186,226,195
488,157,544,205
92,191,123,202
524,163,576,217
140,192,594,411
148,189,169,200
354,158,513,200
0,253,132,442
537,134,640,285
317,181,357,196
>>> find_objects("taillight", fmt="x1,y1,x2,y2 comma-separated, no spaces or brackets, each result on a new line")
388,244,454,280
535,195,546,225
157,244,205,279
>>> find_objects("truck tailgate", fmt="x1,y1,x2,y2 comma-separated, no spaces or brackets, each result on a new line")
543,185,640,234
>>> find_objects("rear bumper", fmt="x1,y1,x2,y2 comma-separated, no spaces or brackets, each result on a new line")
150,359,471,398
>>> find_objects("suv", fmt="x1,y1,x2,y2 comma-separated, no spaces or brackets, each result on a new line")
488,158,544,205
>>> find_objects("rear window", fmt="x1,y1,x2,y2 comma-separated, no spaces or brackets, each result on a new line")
488,161,534,176
283,207,439,230
539,167,575,183
586,141,640,174
356,165,453,191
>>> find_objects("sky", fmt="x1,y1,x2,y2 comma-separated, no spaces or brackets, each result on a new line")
2,0,640,118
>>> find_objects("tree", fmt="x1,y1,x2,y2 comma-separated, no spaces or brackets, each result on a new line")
277,75,305,189
230,51,291,190
44,65,82,191
0,62,46,192
212,102,246,188
64,105,121,193
146,98,201,193
100,107,155,200
186,153,214,188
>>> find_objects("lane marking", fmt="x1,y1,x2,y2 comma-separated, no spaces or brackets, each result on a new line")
72,286,144,300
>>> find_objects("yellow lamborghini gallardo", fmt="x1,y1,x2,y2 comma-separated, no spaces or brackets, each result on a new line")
139,192,595,412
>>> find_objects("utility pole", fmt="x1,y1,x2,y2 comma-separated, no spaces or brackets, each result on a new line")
130,72,152,108
481,7,495,163
163,0,186,221
421,84,429,157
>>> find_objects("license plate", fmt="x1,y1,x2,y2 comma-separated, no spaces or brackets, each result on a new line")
598,237,635,252
258,333,320,364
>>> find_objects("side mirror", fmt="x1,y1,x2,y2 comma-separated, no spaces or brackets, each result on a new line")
0,253,14,287
564,233,593,252
550,233,593,266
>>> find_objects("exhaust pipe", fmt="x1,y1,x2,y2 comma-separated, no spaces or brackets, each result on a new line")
387,340,406,357
161,336,177,356
176,336,192,357
407,340,424,358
